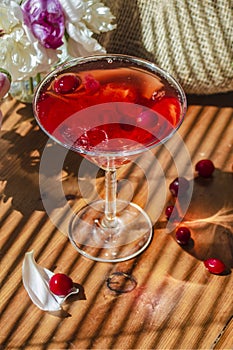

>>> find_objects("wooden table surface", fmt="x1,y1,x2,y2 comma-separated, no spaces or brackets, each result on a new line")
0,92,233,349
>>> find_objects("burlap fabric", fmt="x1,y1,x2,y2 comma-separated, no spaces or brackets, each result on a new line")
98,0,233,95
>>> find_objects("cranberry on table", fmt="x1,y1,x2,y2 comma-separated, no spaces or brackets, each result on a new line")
195,159,215,177
169,177,189,197
49,273,73,296
54,74,80,94
175,226,191,245
165,205,174,219
204,258,226,275
165,205,179,220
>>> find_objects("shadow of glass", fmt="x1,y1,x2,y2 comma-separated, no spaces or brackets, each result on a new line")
0,124,95,217
173,169,233,268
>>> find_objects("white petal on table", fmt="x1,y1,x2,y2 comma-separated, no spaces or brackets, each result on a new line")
22,251,79,312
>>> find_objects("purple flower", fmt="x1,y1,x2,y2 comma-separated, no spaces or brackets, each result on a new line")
22,0,65,49
0,69,11,99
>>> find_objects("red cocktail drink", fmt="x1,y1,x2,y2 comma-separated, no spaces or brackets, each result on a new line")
33,55,186,262
36,59,182,167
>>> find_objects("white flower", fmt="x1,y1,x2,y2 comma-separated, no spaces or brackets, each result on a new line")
60,0,116,57
0,3,33,81
83,0,117,34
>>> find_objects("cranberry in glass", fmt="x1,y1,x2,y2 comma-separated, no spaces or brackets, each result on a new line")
86,128,107,147
169,177,189,197
54,74,80,94
204,258,226,274
136,110,158,129
83,74,100,93
195,159,215,177
49,273,73,296
175,226,191,245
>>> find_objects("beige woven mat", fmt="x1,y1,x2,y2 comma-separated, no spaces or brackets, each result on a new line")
99,0,233,95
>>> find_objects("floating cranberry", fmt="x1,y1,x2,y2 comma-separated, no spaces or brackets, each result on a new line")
175,226,191,245
136,110,158,129
204,258,226,275
86,128,107,147
195,159,215,177
169,177,189,197
49,273,73,296
54,74,80,94
75,134,90,149
83,74,100,94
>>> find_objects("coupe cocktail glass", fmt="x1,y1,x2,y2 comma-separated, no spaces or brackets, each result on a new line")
33,54,186,262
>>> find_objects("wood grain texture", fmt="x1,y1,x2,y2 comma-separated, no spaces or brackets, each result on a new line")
0,94,233,349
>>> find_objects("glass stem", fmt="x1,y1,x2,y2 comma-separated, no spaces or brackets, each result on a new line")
103,169,118,228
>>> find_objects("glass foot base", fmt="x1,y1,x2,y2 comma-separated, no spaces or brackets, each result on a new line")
68,200,153,262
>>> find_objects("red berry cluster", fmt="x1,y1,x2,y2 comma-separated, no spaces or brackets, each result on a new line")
165,159,227,275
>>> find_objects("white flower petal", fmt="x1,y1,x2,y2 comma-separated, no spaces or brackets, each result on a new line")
66,22,105,56
0,2,19,32
59,0,85,22
60,0,115,57
83,1,116,34
22,251,79,312
67,37,105,56
22,251,61,311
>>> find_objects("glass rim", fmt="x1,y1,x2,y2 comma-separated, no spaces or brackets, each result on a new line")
33,53,187,158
